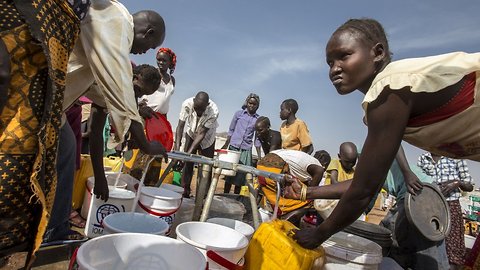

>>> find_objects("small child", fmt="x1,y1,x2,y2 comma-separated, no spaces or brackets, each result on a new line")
222,93,262,194
279,99,314,154
324,142,357,185
290,17,480,249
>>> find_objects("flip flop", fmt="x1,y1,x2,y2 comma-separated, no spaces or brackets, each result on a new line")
69,210,86,228
41,230,88,248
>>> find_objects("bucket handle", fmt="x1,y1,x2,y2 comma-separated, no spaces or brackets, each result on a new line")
68,246,79,270
137,199,182,216
206,250,244,270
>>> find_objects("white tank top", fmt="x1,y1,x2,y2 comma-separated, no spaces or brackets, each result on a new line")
141,79,175,114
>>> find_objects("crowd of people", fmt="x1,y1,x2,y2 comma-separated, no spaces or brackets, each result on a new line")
0,1,479,269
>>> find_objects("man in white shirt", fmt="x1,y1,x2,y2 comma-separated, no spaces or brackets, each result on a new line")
63,1,168,201
174,91,219,198
44,1,168,243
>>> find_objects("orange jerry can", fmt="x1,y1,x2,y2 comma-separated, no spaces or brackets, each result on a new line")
245,219,325,270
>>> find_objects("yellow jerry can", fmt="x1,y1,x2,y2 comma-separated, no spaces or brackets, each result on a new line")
245,219,325,270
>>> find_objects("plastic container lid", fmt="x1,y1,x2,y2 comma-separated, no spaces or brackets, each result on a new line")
145,112,174,151
322,231,383,265
405,183,450,241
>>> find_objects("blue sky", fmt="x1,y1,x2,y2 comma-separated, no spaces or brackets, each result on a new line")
123,0,480,184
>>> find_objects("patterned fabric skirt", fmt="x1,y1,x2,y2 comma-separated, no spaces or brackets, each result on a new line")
446,200,466,265
257,153,311,214
0,0,81,260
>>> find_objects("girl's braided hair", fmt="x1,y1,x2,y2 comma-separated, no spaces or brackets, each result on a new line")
157,47,177,74
335,18,392,63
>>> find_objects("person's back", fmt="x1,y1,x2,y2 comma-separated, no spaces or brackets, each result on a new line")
255,116,282,155
279,99,313,154
258,149,324,218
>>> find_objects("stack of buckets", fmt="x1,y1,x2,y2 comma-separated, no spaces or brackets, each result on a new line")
82,172,183,238
135,186,183,235
83,174,136,238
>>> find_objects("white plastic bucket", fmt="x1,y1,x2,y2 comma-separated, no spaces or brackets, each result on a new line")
84,187,135,238
80,174,129,219
138,187,182,212
102,212,169,235
76,233,207,270
216,149,241,176
176,222,248,270
206,218,255,240
170,198,195,238
135,187,183,234
160,183,184,194
322,231,383,270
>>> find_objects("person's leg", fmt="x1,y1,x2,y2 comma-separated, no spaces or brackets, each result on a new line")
180,136,195,198
233,185,242,194
201,141,215,182
223,182,232,194
445,200,466,268
43,122,76,242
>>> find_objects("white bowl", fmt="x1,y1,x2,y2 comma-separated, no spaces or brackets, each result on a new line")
206,218,254,240
139,187,182,212
76,233,206,270
102,212,169,235
176,222,248,269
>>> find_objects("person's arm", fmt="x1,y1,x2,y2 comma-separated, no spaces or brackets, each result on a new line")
283,176,351,200
186,125,210,154
174,120,185,151
441,159,474,195
79,9,144,147
255,146,262,160
330,170,339,184
89,104,110,201
222,112,238,149
298,121,314,154
128,120,167,159
221,136,231,149
270,132,282,152
294,88,411,249
396,144,423,195
307,164,325,186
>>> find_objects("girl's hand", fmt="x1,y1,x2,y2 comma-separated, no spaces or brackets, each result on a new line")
293,227,328,249
93,177,109,202
404,171,423,195
283,175,302,200
440,180,460,197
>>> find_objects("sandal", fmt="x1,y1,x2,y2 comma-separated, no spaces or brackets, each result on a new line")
69,210,86,228
41,230,88,248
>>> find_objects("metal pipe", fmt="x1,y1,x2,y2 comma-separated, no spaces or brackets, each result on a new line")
192,164,212,221
246,173,260,229
166,151,285,184
200,167,222,222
